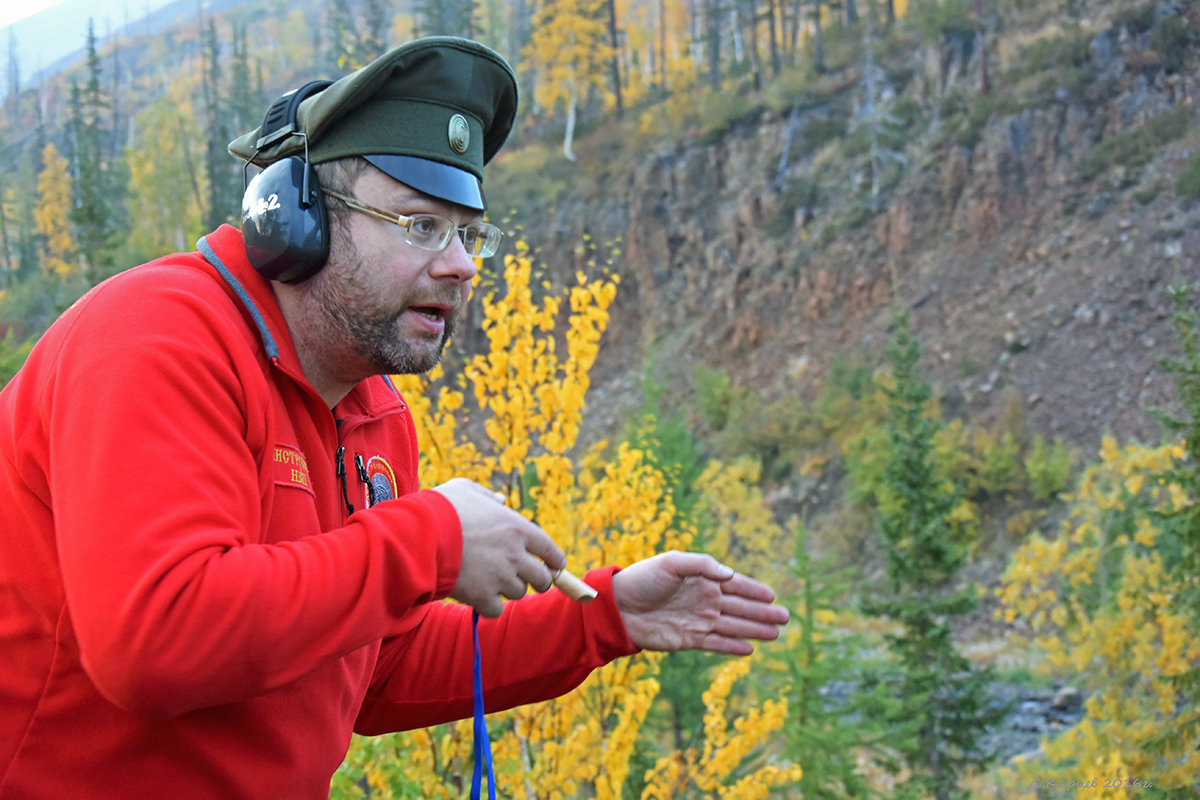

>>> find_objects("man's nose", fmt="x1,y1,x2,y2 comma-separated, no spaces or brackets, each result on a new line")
430,232,479,284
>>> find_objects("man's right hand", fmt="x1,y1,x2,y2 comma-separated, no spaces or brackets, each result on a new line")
432,478,566,617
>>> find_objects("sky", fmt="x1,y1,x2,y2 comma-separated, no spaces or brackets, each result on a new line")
0,0,64,31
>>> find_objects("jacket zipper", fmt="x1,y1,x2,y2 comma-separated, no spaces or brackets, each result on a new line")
335,445,355,516
354,453,376,507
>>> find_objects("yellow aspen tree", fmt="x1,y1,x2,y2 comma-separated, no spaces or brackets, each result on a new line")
996,437,1200,797
123,92,207,263
641,657,802,799
34,143,76,279
522,0,614,161
694,457,790,578
332,240,798,799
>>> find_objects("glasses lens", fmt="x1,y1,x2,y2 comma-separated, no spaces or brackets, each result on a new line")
404,215,455,251
460,223,503,258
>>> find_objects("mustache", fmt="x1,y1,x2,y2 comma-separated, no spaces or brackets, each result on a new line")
406,286,465,310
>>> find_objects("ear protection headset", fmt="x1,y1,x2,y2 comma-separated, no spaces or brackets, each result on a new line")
240,80,333,283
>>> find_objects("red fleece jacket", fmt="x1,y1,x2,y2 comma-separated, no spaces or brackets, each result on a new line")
0,224,637,798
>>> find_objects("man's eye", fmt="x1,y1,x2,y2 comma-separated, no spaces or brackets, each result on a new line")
410,216,440,237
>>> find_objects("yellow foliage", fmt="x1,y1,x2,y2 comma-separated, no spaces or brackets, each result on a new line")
695,457,789,577
522,0,614,116
345,240,797,798
642,656,802,798
34,144,76,279
997,437,1200,793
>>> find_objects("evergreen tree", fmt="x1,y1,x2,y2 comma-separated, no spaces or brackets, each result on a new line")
15,148,39,278
69,19,123,280
704,0,724,90
416,0,477,38
229,24,262,139
1146,285,1200,777
361,0,391,57
0,106,11,275
856,311,1005,800
784,519,882,799
0,172,9,277
202,21,238,231
620,361,715,759
4,30,18,117
326,0,357,69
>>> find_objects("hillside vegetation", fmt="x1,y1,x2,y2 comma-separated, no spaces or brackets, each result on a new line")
3,0,1200,796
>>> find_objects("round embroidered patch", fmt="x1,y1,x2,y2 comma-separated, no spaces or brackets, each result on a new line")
366,456,397,504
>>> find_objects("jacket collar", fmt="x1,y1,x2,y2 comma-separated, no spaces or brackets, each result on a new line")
196,225,408,418
197,224,307,384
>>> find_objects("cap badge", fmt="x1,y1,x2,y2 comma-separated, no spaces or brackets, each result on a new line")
448,114,470,155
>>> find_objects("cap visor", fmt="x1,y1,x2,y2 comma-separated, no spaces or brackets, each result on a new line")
364,154,485,211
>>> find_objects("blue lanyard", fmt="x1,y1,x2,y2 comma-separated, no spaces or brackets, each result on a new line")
470,611,496,800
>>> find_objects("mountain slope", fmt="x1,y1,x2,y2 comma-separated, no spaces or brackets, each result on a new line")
486,1,1200,463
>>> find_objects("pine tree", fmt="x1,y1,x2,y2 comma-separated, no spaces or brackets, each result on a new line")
229,24,262,141
616,365,717,794
361,0,391,56
68,19,124,280
1145,285,1200,777
784,519,883,799
704,0,724,90
4,30,18,117
415,0,478,38
15,144,41,278
202,21,238,231
856,311,1006,800
326,0,357,69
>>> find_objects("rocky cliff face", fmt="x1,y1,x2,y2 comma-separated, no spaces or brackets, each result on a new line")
513,2,1200,457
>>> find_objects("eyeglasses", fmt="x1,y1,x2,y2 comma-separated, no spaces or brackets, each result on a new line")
322,188,504,258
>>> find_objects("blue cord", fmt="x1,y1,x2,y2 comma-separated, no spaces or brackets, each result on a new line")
471,610,496,800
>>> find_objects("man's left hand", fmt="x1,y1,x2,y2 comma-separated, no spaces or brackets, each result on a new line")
611,551,789,655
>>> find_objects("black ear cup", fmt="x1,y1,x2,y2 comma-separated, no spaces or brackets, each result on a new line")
240,79,333,282
242,157,329,283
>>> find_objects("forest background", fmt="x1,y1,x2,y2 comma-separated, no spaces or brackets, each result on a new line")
2,0,1200,796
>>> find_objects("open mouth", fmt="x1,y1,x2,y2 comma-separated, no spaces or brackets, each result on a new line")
410,306,446,322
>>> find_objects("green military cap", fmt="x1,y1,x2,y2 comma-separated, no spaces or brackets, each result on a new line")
228,36,518,211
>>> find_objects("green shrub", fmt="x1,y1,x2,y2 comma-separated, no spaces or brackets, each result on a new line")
485,143,579,219
766,177,820,239
1009,25,1092,82
763,64,824,114
692,363,736,431
975,429,1023,496
698,90,758,142
1077,108,1189,181
802,113,849,152
911,0,976,42
1024,434,1075,501
1151,15,1194,73
1115,2,1158,34
0,329,35,387
1176,152,1200,203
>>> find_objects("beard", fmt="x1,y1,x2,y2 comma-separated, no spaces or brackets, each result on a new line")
307,229,464,377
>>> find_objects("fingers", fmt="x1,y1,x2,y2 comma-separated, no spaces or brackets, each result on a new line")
700,571,790,654
523,526,567,574
516,551,556,594
660,550,736,582
695,608,788,655
719,572,781,605
437,478,567,616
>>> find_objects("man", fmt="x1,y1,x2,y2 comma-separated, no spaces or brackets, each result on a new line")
0,37,787,798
